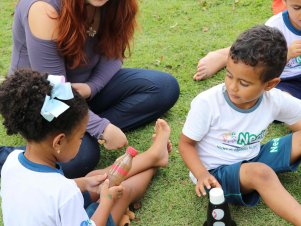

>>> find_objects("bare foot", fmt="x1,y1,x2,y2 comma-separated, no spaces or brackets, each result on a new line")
193,47,230,81
152,135,172,153
148,119,171,167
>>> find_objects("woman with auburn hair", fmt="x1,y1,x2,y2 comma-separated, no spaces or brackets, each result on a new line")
3,0,179,178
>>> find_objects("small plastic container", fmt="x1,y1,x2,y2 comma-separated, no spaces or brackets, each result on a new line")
108,146,138,187
203,188,236,226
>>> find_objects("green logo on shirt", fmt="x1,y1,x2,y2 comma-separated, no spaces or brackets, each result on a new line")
237,130,266,145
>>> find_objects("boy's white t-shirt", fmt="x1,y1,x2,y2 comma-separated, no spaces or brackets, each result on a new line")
265,11,301,79
1,150,95,226
182,84,301,181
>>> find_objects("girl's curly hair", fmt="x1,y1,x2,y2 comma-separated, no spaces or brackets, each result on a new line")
0,69,88,142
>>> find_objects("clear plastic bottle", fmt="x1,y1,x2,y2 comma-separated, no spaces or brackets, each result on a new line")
108,146,138,187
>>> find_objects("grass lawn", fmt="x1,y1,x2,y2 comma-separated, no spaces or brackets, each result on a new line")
0,0,300,225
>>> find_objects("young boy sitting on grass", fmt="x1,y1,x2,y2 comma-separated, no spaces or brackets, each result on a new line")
179,25,301,225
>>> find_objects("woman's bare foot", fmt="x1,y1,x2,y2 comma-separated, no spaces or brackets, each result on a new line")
148,119,171,168
193,47,230,81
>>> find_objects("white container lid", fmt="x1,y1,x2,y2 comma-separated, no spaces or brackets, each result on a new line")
209,188,225,205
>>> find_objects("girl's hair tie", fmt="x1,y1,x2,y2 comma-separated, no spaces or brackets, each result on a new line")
40,75,74,122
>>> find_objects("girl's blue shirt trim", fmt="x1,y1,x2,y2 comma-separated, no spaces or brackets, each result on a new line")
18,151,64,174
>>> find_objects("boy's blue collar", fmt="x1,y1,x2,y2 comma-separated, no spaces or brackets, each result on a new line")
282,10,301,35
222,86,263,113
18,152,64,175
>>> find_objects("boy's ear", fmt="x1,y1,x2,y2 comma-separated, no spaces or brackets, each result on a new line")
52,133,65,153
264,77,280,91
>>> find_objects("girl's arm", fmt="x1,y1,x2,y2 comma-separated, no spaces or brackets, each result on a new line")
92,202,113,226
91,179,123,226
91,194,114,226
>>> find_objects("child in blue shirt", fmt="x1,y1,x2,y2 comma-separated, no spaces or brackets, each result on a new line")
0,69,171,226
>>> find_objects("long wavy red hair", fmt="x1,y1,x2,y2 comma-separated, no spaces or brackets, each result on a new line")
56,0,138,69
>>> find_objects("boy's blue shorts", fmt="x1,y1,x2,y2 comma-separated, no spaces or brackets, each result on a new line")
83,192,115,226
276,75,301,99
209,134,301,206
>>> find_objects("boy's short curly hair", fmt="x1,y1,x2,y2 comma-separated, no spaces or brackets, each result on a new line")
230,25,287,82
0,69,88,142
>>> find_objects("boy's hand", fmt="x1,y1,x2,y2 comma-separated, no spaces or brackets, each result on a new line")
85,174,108,194
287,40,301,60
100,179,124,202
195,172,221,197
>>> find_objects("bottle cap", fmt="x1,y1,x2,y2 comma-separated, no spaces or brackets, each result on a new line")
209,187,225,205
126,146,138,157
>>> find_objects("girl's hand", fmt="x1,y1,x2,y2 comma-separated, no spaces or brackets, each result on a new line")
71,83,91,99
195,171,221,197
84,174,108,194
102,123,128,150
287,40,301,61
100,179,124,202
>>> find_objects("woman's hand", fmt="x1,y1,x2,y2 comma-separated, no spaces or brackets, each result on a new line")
195,171,221,197
71,83,91,99
102,123,128,150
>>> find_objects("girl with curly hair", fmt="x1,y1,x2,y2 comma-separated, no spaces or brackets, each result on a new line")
0,69,172,225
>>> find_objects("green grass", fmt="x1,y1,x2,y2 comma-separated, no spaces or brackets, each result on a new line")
0,0,299,225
